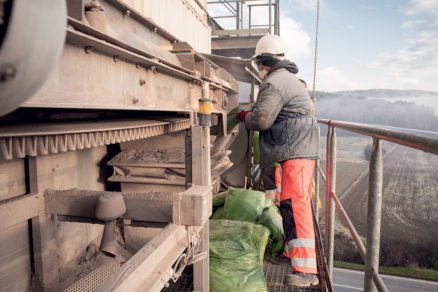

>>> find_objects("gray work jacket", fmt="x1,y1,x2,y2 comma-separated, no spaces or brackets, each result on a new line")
245,62,320,168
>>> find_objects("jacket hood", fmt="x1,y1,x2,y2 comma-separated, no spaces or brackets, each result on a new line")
268,60,299,75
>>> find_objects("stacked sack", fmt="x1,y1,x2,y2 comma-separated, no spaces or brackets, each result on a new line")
209,188,284,292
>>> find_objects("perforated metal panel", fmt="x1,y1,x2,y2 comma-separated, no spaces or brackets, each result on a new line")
63,257,124,292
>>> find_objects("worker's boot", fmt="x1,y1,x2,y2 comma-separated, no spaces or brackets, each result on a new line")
284,272,319,287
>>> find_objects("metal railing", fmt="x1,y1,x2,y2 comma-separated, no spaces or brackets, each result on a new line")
207,0,280,36
315,119,438,292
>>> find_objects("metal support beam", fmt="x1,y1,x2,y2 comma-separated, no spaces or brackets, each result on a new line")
0,194,43,231
192,83,212,292
364,138,384,292
325,126,336,278
45,187,211,226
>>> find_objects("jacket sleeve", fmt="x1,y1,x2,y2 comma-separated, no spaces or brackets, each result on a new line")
245,83,283,131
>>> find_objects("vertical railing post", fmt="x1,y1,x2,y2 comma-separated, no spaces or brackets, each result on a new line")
268,0,272,34
325,125,336,278
364,138,383,292
314,160,320,220
249,6,252,30
236,1,240,30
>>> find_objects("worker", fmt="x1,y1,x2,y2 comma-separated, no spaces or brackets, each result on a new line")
237,34,320,287
262,78,309,205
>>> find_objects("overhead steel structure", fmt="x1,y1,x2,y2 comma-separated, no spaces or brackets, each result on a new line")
208,0,280,58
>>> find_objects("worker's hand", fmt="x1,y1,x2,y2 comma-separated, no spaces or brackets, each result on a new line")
237,110,250,122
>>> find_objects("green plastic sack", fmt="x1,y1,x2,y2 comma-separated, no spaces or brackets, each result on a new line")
210,220,270,292
258,205,284,254
212,191,227,207
210,206,225,220
223,188,267,222
227,105,244,133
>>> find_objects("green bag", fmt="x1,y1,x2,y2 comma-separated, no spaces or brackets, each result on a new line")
210,206,225,220
223,188,267,222
258,205,285,254
227,105,244,133
212,191,227,207
210,220,270,292
253,131,260,165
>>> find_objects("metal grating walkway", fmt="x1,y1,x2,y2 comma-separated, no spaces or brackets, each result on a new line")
164,253,328,292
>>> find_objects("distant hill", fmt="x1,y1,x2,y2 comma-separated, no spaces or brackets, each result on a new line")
314,89,438,100
313,89,438,132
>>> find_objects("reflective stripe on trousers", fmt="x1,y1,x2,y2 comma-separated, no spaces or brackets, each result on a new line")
279,159,317,273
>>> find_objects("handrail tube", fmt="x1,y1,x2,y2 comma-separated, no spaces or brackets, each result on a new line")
318,119,438,155
365,138,384,292
316,164,389,292
324,126,331,270
372,268,389,292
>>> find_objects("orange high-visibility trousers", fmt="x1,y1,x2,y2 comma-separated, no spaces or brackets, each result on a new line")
279,159,317,274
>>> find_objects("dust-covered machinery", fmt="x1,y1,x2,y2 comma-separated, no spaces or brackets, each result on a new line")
0,0,262,291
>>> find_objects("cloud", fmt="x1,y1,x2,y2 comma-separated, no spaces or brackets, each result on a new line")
346,24,353,30
279,10,312,59
400,19,425,29
372,0,438,91
316,67,361,91
402,0,438,16
294,0,317,10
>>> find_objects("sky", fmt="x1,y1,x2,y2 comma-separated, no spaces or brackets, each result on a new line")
207,0,438,92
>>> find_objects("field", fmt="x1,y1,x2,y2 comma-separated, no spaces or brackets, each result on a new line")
339,144,438,268
316,135,438,269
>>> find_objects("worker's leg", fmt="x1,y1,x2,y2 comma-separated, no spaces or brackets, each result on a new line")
279,159,317,274
263,165,281,205
262,165,277,190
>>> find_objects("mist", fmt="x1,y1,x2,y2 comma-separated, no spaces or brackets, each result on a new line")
314,89,438,133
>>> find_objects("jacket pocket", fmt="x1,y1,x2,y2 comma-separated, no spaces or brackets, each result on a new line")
264,120,288,145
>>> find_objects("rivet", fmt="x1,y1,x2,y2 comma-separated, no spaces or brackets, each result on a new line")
113,55,120,62
150,66,156,73
0,65,16,82
154,27,158,33
139,79,146,86
132,97,139,104
84,46,93,54
125,9,131,16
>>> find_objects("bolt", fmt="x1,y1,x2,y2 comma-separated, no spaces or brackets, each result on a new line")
113,55,120,62
139,79,146,86
136,63,141,69
84,46,93,54
154,27,158,33
132,97,139,104
0,65,16,82
125,9,131,16
150,66,156,74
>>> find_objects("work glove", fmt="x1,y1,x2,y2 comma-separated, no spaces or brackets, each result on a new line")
237,110,250,122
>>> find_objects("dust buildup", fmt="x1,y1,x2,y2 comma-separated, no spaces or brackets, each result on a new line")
109,149,185,164
59,243,119,289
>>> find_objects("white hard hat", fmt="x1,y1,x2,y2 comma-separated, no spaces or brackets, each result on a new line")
253,34,286,59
